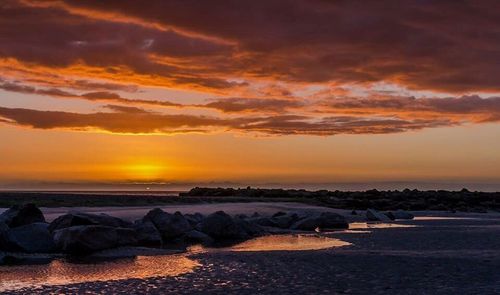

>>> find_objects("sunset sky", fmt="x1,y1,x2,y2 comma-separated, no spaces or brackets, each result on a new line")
1,0,499,190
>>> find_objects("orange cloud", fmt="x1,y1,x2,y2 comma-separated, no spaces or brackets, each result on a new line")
35,0,500,93
1,0,500,137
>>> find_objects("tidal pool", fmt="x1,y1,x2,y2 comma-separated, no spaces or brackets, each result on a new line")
413,216,478,220
348,222,418,229
0,234,351,291
0,254,200,292
225,234,351,252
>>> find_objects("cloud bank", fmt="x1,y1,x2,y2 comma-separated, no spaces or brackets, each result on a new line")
1,0,500,135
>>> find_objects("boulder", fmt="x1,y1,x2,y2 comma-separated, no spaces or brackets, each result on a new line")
247,217,279,227
0,204,46,228
53,225,138,254
1,223,56,253
0,253,54,265
199,211,241,239
391,210,414,220
271,213,299,229
319,212,348,229
383,212,396,220
272,211,287,218
290,216,322,231
49,212,133,232
366,209,391,222
235,218,266,237
0,222,8,250
290,212,348,231
143,209,192,240
133,221,162,247
184,213,204,227
183,230,214,245
0,221,8,234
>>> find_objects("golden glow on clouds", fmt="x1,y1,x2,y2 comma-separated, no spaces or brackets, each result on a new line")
0,0,499,185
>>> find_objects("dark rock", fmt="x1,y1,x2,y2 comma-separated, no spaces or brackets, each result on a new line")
391,210,414,220
143,209,192,240
49,212,133,232
290,216,322,231
199,211,241,239
0,222,8,250
272,211,287,218
290,212,348,230
234,214,248,219
251,212,260,218
53,225,138,254
0,204,46,228
0,221,8,234
272,213,299,229
0,253,55,265
351,210,358,215
366,209,391,222
133,221,162,247
184,213,204,226
235,218,266,237
293,211,311,220
247,217,279,228
1,223,56,253
384,212,396,220
183,230,214,245
319,212,348,229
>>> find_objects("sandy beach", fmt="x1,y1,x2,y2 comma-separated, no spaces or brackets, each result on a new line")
1,203,499,294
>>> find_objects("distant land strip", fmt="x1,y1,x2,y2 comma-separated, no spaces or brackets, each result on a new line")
0,188,498,212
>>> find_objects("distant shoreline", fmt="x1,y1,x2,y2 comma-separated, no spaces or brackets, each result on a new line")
0,188,498,212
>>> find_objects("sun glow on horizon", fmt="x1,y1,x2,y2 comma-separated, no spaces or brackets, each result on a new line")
123,163,167,180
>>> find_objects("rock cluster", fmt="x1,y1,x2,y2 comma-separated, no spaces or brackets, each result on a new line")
365,208,414,221
0,203,355,265
181,187,499,212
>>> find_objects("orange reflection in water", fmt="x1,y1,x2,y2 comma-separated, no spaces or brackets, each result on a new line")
0,255,200,292
228,234,351,252
349,222,417,229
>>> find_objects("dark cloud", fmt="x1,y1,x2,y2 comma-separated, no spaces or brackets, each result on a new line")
102,104,152,114
48,0,500,92
71,80,138,92
201,98,304,113
0,0,236,91
0,80,75,97
0,80,302,113
1,0,500,136
0,106,228,133
320,95,500,122
0,105,474,136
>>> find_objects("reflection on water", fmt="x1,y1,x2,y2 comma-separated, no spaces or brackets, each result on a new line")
0,255,200,292
0,234,351,291
413,216,478,220
349,222,417,229
227,234,351,251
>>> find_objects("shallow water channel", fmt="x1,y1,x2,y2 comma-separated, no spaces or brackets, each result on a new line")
0,234,349,291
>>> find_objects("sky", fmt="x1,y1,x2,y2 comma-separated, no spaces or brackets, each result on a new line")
0,0,499,191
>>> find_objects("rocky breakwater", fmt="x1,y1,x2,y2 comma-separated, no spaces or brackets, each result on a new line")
0,204,356,265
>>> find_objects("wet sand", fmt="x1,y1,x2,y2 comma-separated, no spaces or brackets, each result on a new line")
1,208,499,294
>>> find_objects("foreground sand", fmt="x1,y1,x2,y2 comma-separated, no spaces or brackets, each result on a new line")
1,204,499,294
